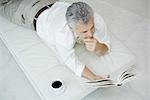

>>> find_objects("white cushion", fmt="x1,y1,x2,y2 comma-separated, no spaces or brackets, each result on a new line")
0,13,136,99
0,15,96,100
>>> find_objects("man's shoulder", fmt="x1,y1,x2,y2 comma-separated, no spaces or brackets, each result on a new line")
47,2,71,27
94,12,107,35
94,12,105,26
54,1,71,6
37,1,70,33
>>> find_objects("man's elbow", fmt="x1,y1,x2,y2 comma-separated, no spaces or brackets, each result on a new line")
101,44,109,55
96,43,109,55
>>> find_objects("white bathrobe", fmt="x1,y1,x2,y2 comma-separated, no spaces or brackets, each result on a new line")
36,2,111,77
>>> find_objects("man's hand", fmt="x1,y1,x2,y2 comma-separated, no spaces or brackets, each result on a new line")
82,66,107,81
92,75,106,80
83,38,108,55
83,38,97,52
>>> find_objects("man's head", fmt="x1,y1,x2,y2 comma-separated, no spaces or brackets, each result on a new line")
66,2,95,39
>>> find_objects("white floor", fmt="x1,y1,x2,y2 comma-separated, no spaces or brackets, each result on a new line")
0,0,149,100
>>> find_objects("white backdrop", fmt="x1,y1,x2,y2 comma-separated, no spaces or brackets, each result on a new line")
0,0,149,100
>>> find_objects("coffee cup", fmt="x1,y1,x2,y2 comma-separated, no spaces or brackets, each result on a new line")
50,79,65,94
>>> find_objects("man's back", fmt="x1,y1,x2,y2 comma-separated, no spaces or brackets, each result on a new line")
36,2,75,49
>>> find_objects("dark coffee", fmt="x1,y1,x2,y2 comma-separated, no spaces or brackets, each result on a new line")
51,81,62,88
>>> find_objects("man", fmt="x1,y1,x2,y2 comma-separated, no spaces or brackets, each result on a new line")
0,0,111,80
36,2,111,80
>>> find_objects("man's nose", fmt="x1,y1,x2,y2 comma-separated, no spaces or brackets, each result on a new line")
87,31,93,38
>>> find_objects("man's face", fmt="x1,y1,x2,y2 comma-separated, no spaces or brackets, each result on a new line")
71,17,95,40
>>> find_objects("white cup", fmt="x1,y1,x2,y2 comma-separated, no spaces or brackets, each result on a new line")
50,79,65,94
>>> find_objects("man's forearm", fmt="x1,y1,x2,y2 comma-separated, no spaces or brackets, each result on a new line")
82,66,96,80
81,66,105,80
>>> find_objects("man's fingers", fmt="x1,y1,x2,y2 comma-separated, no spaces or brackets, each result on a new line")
85,43,93,49
86,46,92,49
84,38,97,44
84,38,97,52
83,38,93,42
85,45,95,51
85,42,93,46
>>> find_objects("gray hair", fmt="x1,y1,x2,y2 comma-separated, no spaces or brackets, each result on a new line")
66,2,93,28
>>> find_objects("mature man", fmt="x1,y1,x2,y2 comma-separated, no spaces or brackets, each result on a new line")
36,1,111,81
0,0,119,81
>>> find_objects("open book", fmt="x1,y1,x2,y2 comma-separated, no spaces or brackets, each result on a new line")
85,67,136,87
